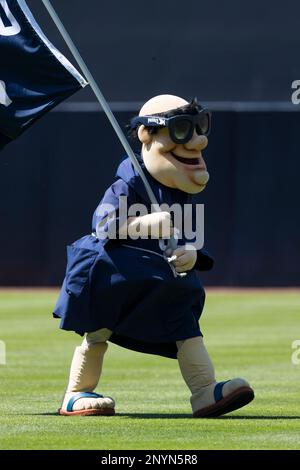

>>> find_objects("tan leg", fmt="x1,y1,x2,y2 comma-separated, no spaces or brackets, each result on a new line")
66,328,112,393
177,336,254,416
176,336,216,393
61,328,115,413
177,336,217,413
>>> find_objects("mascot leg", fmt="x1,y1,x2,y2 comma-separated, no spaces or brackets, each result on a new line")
176,336,254,418
59,328,115,416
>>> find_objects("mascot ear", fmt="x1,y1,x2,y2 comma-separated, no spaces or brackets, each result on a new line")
138,125,152,144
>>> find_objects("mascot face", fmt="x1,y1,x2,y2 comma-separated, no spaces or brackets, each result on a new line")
132,94,211,194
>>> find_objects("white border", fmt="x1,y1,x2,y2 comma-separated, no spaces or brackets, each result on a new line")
17,0,88,88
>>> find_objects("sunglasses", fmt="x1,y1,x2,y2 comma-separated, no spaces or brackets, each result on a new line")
130,109,211,144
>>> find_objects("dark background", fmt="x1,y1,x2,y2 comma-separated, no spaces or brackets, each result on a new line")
0,0,299,286
22,0,300,102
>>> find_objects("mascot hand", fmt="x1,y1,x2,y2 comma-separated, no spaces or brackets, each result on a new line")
127,212,173,238
172,245,197,272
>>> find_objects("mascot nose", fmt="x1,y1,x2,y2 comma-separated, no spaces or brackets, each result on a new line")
185,134,208,151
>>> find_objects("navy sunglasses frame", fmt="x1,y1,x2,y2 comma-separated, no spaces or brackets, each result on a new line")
130,109,212,144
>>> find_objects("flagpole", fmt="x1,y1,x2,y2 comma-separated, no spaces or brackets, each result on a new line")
41,0,179,256
40,0,159,208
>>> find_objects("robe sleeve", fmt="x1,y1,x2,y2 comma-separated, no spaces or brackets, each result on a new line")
194,248,214,271
92,179,137,241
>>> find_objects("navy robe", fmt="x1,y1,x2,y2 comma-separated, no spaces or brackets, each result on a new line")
53,156,214,359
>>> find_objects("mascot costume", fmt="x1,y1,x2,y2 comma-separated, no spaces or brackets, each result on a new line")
54,94,255,417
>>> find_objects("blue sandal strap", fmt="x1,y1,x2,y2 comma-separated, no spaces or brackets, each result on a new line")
214,381,230,403
66,392,103,412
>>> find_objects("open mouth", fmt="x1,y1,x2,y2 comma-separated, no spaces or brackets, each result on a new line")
170,151,200,166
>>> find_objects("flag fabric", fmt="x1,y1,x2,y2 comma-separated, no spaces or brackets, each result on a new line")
0,0,87,150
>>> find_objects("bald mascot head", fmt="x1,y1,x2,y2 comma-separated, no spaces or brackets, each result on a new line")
132,94,210,194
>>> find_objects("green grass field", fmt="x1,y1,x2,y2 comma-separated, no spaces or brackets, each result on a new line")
0,289,299,450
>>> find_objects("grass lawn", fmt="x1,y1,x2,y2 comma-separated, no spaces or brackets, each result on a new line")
0,288,299,450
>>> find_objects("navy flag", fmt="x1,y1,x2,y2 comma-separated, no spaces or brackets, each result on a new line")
0,0,87,150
